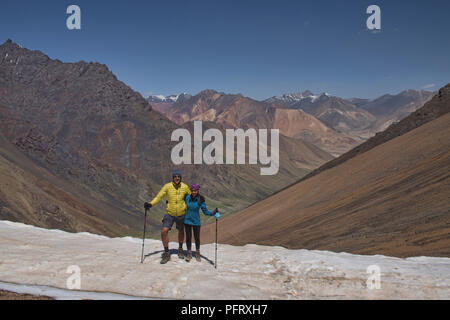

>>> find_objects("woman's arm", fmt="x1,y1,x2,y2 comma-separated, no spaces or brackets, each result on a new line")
200,202,213,216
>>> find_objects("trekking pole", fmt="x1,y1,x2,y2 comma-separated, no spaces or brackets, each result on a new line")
215,218,218,269
140,208,148,263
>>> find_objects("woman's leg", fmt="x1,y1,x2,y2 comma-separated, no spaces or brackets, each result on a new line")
184,224,193,252
193,225,201,261
193,225,201,251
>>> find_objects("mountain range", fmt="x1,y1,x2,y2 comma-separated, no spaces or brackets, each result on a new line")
266,89,435,139
149,89,362,157
149,89,434,156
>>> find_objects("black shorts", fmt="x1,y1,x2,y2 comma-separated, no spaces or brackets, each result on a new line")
162,214,185,231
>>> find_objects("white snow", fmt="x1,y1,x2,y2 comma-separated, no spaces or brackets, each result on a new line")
275,93,305,103
148,94,185,103
166,94,180,102
271,92,325,104
309,95,319,102
0,220,449,300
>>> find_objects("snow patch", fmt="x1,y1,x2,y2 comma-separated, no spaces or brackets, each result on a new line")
0,220,449,300
309,95,319,102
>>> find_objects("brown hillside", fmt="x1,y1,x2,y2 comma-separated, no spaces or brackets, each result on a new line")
273,109,361,156
0,131,143,236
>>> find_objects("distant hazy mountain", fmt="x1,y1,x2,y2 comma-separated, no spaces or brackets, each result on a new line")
358,89,434,116
265,89,435,139
265,91,376,138
356,89,435,134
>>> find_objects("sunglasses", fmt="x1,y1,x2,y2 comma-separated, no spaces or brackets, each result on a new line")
173,175,181,178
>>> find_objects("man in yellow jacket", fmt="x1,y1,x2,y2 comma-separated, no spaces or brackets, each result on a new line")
144,170,191,264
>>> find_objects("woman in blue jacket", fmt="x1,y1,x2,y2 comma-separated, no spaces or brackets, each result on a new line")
184,184,220,262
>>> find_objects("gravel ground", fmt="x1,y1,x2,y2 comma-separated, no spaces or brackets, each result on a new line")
0,290,53,300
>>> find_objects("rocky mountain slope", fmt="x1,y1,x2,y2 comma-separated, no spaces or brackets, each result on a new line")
203,85,450,258
0,130,141,236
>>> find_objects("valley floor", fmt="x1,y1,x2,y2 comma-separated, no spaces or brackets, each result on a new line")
0,220,448,300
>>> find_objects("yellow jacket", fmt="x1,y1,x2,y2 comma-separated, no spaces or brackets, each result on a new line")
150,182,191,216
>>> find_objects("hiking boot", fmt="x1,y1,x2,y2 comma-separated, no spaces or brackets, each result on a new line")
178,248,184,259
160,251,170,264
195,251,201,262
185,251,192,262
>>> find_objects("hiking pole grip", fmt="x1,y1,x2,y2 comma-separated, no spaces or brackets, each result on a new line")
141,208,148,263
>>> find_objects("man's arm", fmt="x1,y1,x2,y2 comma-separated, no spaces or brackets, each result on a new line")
185,184,191,196
150,184,168,207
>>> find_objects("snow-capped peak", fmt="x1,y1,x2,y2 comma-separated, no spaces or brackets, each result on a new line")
166,94,179,102
147,93,191,103
267,90,321,104
309,94,320,102
155,95,166,100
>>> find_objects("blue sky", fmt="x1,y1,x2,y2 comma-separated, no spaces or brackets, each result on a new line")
1,0,449,100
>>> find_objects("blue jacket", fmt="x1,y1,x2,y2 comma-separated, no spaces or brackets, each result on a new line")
184,194,213,226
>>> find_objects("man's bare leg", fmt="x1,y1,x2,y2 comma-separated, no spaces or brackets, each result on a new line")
161,227,170,249
177,228,185,258
160,227,171,264
178,228,184,244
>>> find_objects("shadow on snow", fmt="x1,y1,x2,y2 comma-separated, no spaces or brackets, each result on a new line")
143,249,215,266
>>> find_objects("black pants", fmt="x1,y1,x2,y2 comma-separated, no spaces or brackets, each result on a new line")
184,224,201,251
